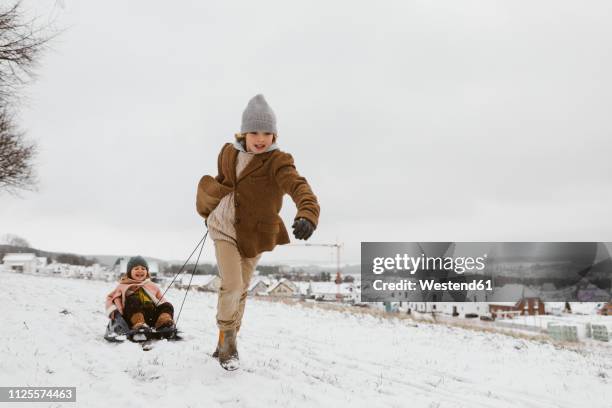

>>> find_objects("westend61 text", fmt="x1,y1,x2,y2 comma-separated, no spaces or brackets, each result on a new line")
372,279,493,291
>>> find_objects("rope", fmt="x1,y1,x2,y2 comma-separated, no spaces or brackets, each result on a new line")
153,230,209,327
155,230,207,305
175,231,207,326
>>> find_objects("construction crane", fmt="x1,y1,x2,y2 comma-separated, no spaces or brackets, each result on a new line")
287,239,344,301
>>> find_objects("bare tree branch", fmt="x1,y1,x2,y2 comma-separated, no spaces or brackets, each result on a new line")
0,1,55,194
0,109,37,192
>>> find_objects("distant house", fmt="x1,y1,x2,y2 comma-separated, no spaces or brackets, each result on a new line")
249,280,269,296
406,302,501,317
307,282,355,302
179,275,220,292
568,302,606,315
489,297,545,319
487,302,519,318
544,302,571,316
36,257,48,270
248,277,271,296
407,302,437,314
2,253,37,274
406,302,473,315
267,279,299,297
293,281,311,297
439,302,487,317
599,302,612,316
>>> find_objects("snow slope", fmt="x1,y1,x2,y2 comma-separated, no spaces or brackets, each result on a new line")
1,270,611,408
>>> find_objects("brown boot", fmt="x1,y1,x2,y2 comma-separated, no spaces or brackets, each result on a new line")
154,312,174,329
212,331,221,358
217,329,239,371
212,326,239,358
130,312,149,330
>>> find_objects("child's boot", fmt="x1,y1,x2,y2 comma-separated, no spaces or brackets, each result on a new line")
212,325,239,358
217,329,239,371
212,331,221,359
155,312,174,330
130,312,149,330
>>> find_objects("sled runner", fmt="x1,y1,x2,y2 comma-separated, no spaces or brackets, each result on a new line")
104,312,182,346
104,313,131,342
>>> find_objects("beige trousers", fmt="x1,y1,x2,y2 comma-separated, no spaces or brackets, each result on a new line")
214,239,262,331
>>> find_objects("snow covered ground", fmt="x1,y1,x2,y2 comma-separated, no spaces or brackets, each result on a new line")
2,270,611,408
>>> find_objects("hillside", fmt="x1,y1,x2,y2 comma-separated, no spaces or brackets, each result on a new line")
2,270,611,407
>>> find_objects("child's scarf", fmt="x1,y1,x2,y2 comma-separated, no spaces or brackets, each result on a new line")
118,274,151,286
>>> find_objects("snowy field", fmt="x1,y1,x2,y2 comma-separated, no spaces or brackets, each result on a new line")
1,270,611,408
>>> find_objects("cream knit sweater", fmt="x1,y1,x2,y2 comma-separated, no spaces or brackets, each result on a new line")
207,151,253,245
207,140,279,245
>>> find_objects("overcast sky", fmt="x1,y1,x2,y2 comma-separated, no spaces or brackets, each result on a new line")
1,0,611,265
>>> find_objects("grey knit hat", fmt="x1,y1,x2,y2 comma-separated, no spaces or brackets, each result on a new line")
126,255,149,278
240,94,277,134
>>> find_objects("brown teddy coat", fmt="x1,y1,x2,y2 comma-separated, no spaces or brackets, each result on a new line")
196,142,320,258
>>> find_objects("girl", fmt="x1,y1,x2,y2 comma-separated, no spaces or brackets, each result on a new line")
105,256,175,332
196,94,320,370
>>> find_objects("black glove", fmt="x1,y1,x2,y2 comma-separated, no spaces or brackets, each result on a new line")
292,217,315,240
